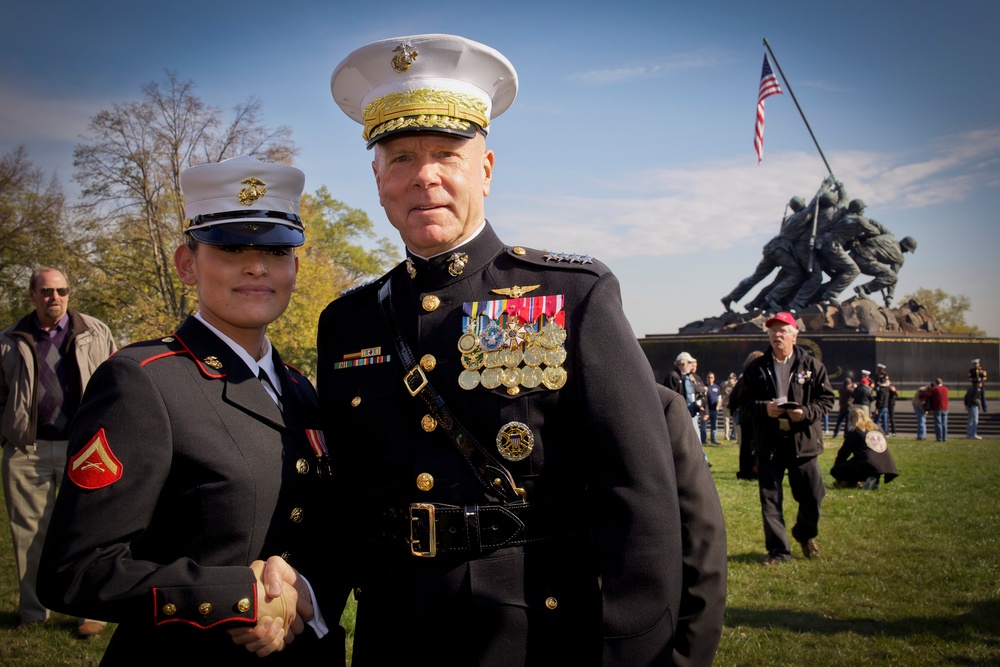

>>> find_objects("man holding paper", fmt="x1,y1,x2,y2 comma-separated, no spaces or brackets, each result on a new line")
729,312,834,566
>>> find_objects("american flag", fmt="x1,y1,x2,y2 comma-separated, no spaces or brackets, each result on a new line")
754,55,783,163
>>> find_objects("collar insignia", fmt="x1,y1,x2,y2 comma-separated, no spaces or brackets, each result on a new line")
203,356,223,370
448,252,469,277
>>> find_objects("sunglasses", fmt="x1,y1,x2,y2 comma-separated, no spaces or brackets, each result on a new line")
38,287,70,297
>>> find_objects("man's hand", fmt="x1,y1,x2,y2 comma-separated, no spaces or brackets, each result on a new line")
226,557,307,657
787,407,805,422
765,401,786,419
258,555,314,622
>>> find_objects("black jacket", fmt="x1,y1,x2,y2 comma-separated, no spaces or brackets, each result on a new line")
730,345,834,460
318,223,683,665
656,385,727,667
40,317,341,664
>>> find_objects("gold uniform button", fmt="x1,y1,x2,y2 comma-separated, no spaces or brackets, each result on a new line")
545,597,558,610
421,414,438,432
198,602,213,615
416,472,434,492
422,295,441,312
506,386,520,396
290,507,304,523
236,598,251,613
420,354,437,371
351,396,361,407
513,247,526,255
162,603,177,616
295,458,310,475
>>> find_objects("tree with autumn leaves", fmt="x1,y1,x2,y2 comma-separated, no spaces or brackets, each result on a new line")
0,72,398,378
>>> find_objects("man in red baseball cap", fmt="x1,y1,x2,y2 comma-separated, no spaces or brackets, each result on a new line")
730,312,835,565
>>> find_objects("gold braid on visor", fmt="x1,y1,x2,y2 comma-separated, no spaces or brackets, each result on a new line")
363,88,490,142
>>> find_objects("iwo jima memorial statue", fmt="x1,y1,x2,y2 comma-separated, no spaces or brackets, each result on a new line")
640,40,998,391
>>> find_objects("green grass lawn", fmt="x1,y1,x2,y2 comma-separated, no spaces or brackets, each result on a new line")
2,438,998,666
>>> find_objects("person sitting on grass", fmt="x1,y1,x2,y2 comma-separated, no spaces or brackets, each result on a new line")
831,407,899,490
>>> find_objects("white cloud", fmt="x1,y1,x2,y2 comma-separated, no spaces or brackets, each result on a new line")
496,127,1000,261
571,49,728,85
0,81,98,143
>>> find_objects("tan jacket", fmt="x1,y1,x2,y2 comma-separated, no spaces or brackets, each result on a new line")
1,309,117,448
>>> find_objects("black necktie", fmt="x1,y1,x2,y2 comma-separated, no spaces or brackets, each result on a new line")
258,368,282,410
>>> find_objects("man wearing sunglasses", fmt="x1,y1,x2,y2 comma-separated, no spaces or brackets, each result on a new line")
1,267,116,635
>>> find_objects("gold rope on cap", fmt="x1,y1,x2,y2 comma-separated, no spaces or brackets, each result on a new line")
363,88,489,142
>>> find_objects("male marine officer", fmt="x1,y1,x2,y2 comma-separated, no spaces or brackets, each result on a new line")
314,34,725,666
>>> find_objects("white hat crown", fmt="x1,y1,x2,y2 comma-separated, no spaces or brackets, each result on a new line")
331,34,518,147
180,155,305,246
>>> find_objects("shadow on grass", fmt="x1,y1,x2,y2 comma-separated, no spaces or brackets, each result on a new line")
726,598,1000,646
728,551,777,565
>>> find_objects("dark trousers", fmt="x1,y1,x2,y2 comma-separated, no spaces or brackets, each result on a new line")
757,449,825,560
832,407,849,437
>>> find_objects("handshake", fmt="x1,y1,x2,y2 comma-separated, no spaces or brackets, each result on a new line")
228,556,317,657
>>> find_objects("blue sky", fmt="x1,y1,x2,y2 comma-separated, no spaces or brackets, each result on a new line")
3,0,999,337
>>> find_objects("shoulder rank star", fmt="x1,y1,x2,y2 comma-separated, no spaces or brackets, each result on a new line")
542,251,593,264
491,285,541,299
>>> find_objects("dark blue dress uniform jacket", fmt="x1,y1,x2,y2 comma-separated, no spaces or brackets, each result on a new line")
39,317,342,665
318,223,684,666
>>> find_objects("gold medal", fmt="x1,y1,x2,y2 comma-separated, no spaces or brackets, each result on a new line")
502,368,522,388
504,347,523,368
520,366,542,388
536,330,557,349
542,366,567,390
457,331,479,354
496,421,534,462
459,369,481,390
481,367,503,389
522,344,546,367
541,320,567,346
483,350,506,369
544,347,567,367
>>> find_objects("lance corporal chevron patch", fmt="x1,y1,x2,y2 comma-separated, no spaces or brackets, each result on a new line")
68,428,124,489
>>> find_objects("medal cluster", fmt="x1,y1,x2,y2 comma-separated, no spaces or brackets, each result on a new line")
457,315,568,393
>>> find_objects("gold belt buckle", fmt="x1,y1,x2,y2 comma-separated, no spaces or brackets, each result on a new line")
409,503,436,557
403,366,428,397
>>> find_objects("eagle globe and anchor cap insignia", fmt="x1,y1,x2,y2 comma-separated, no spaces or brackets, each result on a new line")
391,41,418,73
238,177,266,206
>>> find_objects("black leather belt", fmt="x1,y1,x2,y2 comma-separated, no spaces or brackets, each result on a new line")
377,501,583,558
